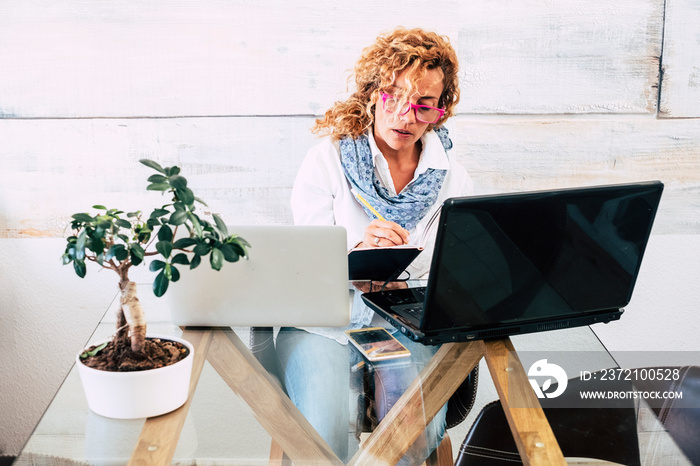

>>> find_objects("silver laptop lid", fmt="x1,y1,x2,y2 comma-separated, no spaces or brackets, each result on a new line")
167,225,350,327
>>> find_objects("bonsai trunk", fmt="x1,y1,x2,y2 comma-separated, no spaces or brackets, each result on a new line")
117,276,147,353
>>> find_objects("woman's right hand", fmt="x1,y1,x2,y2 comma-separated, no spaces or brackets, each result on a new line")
360,219,409,248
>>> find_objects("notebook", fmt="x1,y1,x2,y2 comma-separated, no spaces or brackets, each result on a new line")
361,181,664,345
167,225,351,327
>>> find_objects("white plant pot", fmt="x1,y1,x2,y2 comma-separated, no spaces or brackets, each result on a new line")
76,333,194,419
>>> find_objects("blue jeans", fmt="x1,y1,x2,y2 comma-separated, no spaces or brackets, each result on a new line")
275,327,447,465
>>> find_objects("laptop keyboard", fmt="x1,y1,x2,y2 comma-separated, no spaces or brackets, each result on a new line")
383,287,426,304
386,287,427,323
400,303,424,319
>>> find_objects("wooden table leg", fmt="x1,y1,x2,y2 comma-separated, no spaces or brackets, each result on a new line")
128,328,213,466
482,337,566,466
348,341,484,466
206,328,343,466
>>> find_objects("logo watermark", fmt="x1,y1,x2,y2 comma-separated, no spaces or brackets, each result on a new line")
528,359,568,399
507,351,698,409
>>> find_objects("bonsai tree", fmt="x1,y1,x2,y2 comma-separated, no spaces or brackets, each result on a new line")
62,159,249,358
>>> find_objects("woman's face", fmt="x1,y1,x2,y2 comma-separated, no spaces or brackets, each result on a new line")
373,67,444,157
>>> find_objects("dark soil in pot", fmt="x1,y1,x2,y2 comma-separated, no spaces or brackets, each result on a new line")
80,334,189,372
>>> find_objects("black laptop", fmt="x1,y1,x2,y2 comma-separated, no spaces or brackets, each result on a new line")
361,181,664,345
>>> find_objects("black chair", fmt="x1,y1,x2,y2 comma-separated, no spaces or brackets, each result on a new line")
250,326,479,465
455,366,700,466
455,369,641,465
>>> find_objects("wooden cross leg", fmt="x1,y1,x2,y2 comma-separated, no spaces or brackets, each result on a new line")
128,328,213,466
482,338,566,466
349,338,566,466
128,329,565,466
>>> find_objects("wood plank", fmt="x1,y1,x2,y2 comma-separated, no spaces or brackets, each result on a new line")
482,338,566,466
1,116,697,238
128,328,213,466
451,116,700,234
0,0,457,118
659,0,700,117
348,341,483,466
456,0,664,114
0,0,662,117
205,328,343,466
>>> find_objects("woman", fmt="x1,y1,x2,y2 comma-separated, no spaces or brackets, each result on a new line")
280,27,473,464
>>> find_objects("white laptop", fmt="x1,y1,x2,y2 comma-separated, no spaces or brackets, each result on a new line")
167,225,351,327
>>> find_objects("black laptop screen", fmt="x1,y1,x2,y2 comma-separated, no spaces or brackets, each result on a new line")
423,182,663,333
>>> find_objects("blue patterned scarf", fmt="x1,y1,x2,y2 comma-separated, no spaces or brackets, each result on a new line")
340,127,452,230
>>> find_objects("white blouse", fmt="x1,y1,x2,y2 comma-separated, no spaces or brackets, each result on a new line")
291,129,473,278
290,129,474,341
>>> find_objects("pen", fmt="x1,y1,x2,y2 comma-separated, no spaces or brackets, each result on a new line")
354,192,386,222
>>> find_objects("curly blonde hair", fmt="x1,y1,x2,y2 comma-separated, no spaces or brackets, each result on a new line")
312,27,460,140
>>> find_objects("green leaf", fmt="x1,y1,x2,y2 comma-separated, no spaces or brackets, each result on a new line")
72,213,94,223
157,224,173,242
188,212,203,237
229,234,251,249
92,205,107,210
137,228,152,243
129,243,145,260
147,182,171,192
171,253,190,265
61,253,71,265
156,240,173,258
80,341,108,359
153,270,169,297
168,210,187,226
87,236,104,254
96,219,112,231
73,259,87,278
75,229,87,260
106,244,127,261
193,242,210,256
189,254,202,269
149,259,166,271
169,175,188,190
147,174,168,184
172,237,197,249
166,166,181,176
194,196,208,207
130,250,143,267
177,187,195,206
220,243,240,263
210,247,224,271
212,213,229,237
140,159,166,174
126,211,141,218
114,218,132,229
170,265,181,282
150,208,170,219
146,218,161,230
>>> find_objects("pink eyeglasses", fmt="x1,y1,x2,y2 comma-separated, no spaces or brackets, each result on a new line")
381,92,445,124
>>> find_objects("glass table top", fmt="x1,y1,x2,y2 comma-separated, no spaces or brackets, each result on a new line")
15,285,694,465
